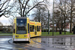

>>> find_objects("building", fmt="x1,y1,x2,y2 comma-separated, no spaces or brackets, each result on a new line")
50,22,70,32
0,22,3,31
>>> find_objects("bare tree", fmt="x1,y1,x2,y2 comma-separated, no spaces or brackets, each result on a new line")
0,0,45,18
34,4,49,30
0,0,15,17
70,0,75,33
16,0,44,17
53,0,70,33
53,0,75,33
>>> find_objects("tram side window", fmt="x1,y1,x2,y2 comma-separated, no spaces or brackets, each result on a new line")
37,26,40,31
30,25,34,32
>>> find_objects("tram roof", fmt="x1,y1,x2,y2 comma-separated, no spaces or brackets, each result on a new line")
16,17,27,19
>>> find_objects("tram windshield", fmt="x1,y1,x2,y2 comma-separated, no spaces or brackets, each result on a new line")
17,19,27,34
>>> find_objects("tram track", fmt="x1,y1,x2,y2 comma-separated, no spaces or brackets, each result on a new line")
8,38,45,50
8,39,32,50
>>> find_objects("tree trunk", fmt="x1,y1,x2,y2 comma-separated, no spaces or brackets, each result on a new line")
64,14,66,34
64,0,66,34
70,0,73,33
56,24,57,32
61,19,63,34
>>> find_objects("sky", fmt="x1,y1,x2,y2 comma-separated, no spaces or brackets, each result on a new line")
0,16,9,26
0,0,53,26
0,16,13,26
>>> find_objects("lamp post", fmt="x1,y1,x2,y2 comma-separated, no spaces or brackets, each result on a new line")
48,10,50,34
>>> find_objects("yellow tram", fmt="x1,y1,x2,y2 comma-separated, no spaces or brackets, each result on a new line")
13,17,41,42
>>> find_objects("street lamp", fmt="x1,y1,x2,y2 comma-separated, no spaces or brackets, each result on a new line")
48,10,50,34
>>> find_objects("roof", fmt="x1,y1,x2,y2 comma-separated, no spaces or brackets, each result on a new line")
16,17,27,19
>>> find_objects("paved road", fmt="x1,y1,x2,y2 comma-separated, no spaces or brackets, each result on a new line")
0,38,66,50
0,36,12,38
0,36,75,50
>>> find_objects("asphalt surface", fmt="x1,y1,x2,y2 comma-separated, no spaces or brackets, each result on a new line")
0,36,12,38
0,35,75,50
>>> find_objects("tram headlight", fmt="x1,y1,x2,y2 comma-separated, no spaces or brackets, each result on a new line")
24,35,27,37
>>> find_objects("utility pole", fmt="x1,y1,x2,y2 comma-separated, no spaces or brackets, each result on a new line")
48,10,50,34
38,9,40,22
52,0,54,36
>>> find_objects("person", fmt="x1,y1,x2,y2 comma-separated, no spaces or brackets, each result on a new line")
72,26,75,34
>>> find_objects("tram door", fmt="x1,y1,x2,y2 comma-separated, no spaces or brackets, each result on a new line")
35,26,37,35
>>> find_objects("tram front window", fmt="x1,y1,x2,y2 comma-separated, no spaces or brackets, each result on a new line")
17,19,27,34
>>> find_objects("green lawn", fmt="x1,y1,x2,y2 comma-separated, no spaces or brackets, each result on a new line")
42,32,73,36
0,32,73,36
0,32,12,36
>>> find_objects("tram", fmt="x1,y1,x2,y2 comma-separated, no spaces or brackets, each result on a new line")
13,17,41,42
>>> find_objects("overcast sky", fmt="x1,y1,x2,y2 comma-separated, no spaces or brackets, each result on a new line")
0,0,53,26
0,16,13,26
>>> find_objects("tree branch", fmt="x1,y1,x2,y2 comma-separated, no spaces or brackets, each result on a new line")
0,13,4,17
18,0,22,5
0,0,10,9
25,1,44,16
19,0,22,17
23,0,30,17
